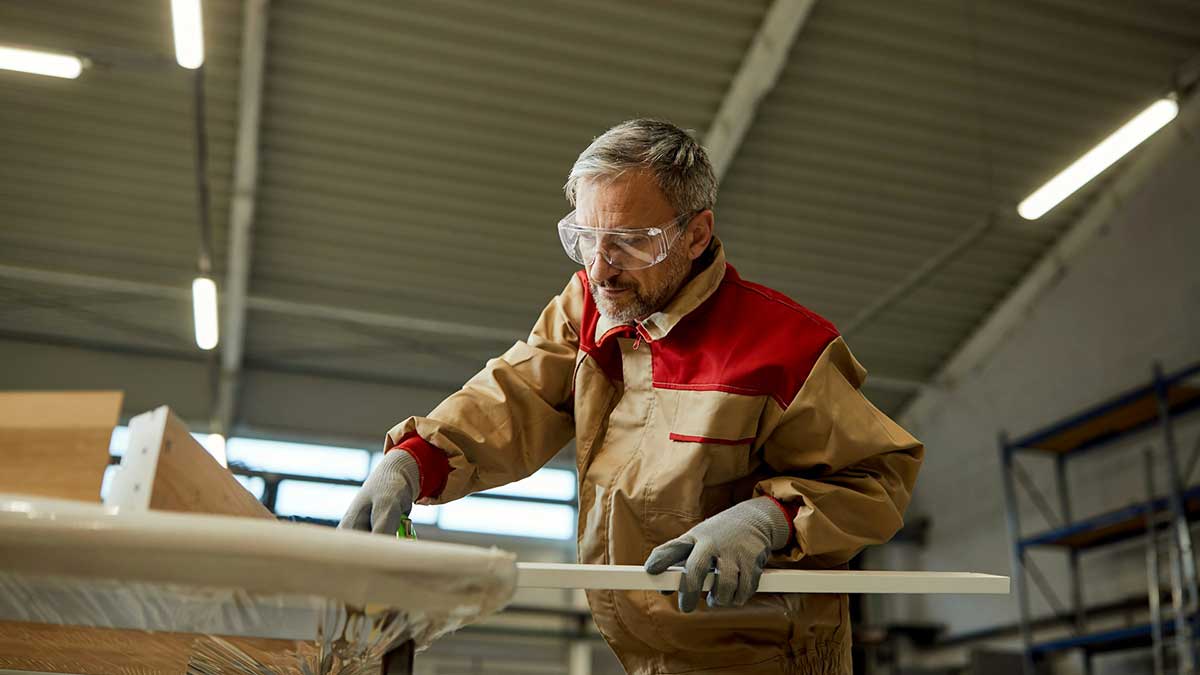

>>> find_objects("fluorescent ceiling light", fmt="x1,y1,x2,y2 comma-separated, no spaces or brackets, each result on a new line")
192,276,219,350
171,0,205,69
0,46,84,79
1018,97,1179,220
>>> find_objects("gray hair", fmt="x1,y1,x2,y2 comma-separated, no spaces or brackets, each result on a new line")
564,119,718,215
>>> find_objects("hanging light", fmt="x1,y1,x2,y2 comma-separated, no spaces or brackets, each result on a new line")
1018,97,1179,220
192,276,219,350
171,0,205,69
0,45,84,79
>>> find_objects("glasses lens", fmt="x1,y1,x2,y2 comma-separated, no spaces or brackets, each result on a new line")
611,233,659,267
575,231,599,264
558,212,678,270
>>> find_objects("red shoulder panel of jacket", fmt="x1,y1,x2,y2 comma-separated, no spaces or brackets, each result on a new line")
651,265,839,408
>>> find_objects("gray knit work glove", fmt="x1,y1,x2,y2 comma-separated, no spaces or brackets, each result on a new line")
338,449,420,535
644,496,791,612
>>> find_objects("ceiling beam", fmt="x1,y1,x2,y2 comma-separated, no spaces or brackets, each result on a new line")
215,0,270,436
704,0,818,182
0,263,929,391
0,264,519,344
842,214,996,338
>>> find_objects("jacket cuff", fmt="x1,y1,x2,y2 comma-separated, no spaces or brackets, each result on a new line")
764,495,798,543
389,432,451,500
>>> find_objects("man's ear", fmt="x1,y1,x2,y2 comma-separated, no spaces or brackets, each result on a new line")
686,209,714,260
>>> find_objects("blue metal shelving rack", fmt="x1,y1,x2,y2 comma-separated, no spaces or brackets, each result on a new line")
999,361,1200,675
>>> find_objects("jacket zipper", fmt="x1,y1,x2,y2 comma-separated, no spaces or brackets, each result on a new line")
632,321,652,350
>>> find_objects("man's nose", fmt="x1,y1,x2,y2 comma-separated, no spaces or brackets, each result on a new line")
588,253,619,285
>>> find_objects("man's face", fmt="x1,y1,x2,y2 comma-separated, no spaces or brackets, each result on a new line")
573,171,707,323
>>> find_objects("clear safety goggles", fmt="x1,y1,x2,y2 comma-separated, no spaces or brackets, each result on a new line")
557,210,692,271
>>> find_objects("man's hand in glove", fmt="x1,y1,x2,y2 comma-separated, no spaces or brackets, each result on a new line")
338,449,421,534
643,496,791,612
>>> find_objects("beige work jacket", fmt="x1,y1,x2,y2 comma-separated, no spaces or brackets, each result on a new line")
387,240,924,674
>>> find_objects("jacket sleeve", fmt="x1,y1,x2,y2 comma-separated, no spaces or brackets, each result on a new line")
384,275,583,504
753,336,924,567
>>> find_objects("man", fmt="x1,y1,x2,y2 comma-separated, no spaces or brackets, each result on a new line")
340,119,924,674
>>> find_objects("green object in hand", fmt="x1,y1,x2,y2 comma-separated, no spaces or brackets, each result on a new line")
396,513,417,541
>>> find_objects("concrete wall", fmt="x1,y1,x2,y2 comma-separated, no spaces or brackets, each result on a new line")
888,126,1200,672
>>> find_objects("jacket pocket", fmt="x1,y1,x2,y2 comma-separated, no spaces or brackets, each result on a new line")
665,388,763,486
668,431,754,487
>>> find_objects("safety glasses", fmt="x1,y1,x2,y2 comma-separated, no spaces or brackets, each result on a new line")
557,210,693,271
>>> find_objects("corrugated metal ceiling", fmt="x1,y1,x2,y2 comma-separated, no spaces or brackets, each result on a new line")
1,0,1197,429
721,0,1200,387
0,0,240,284
251,0,769,333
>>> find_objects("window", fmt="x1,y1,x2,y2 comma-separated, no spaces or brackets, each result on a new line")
438,497,575,540
109,427,577,541
275,480,359,521
235,475,266,500
274,479,438,526
372,453,576,502
482,468,576,501
226,437,370,481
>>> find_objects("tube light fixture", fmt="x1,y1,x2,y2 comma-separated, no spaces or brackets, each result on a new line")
192,276,219,350
171,0,205,69
1018,97,1179,220
0,45,84,79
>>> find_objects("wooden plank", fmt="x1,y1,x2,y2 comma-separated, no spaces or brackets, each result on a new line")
0,620,313,674
0,391,122,502
107,406,272,519
515,563,1010,595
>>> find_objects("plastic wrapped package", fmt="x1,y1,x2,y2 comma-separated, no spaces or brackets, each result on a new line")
0,495,518,674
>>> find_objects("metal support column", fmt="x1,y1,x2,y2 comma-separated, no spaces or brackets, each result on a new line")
1156,362,1200,672
1056,453,1090,675
1146,448,1167,675
1000,435,1036,675
1055,455,1086,633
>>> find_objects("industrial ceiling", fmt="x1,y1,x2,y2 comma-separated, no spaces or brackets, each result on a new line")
1,0,1198,443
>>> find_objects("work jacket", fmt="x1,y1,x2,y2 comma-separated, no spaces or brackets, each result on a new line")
386,239,924,675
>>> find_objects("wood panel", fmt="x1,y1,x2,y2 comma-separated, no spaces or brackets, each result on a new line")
0,391,122,502
109,406,273,519
153,409,273,519
0,620,314,674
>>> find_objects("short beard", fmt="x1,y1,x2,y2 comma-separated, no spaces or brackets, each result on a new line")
590,246,692,324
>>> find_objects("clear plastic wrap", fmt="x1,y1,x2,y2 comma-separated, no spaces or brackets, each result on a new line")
0,495,518,673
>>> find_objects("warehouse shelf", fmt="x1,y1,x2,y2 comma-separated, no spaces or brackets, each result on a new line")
1000,360,1200,675
1019,484,1200,551
1009,365,1200,457
1032,616,1200,658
